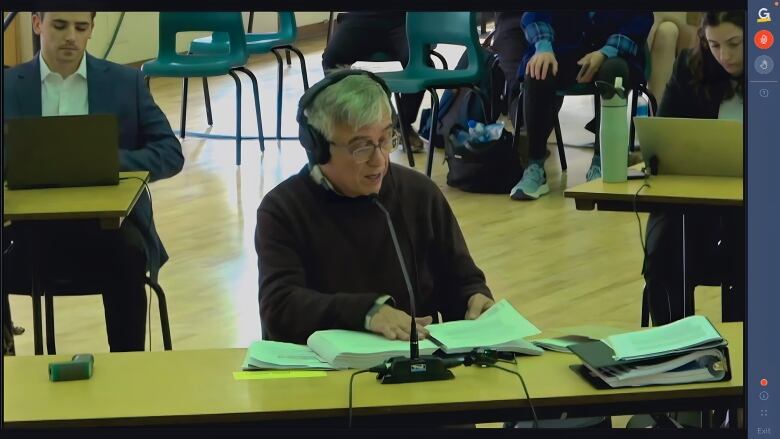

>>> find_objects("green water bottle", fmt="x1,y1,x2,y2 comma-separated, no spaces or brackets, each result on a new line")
597,77,629,183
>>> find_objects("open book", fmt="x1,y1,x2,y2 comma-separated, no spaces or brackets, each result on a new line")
243,299,542,370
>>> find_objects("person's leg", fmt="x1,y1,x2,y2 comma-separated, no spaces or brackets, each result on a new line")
648,20,680,106
322,13,386,73
98,220,149,352
510,55,578,200
492,12,527,97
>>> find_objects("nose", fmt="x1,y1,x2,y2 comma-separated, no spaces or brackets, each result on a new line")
64,26,76,42
366,145,385,167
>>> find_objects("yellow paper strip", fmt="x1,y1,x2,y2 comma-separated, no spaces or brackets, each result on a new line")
233,370,328,380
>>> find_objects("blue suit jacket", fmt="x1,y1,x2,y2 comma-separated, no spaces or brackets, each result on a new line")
3,53,184,281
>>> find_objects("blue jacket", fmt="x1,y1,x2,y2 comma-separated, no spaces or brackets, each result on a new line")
3,53,184,281
518,11,654,80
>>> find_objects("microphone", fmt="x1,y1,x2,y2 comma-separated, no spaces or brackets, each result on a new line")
371,196,454,384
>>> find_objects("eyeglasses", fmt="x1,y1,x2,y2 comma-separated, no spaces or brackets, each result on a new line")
331,132,400,163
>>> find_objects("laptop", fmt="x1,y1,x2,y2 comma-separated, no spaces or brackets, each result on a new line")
4,114,120,189
633,117,743,178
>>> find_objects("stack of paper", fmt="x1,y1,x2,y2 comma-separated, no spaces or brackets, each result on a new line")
242,340,335,371
425,299,543,355
307,330,439,370
570,316,730,388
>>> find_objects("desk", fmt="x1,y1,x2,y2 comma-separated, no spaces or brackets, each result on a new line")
3,172,150,354
2,323,743,429
564,173,744,325
563,174,743,213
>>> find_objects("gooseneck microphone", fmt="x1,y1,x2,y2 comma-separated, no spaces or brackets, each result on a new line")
371,196,454,384
371,197,420,358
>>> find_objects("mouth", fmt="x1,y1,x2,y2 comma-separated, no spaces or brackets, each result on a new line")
364,173,382,183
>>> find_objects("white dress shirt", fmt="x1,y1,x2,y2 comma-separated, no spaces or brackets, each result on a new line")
39,52,89,117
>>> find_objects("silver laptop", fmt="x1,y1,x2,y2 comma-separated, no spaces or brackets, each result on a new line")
633,117,743,178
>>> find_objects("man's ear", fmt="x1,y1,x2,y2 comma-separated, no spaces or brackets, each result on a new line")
31,13,43,36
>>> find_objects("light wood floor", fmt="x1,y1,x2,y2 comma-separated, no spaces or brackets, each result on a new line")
7,34,725,356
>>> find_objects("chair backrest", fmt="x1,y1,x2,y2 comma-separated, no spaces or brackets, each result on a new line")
157,12,247,64
405,12,483,73
274,11,297,41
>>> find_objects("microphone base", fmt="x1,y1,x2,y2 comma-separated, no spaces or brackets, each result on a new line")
377,355,455,384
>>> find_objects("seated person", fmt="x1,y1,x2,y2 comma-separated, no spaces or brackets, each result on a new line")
510,11,653,200
256,70,494,344
646,12,699,106
322,12,427,153
2,12,184,352
643,10,744,326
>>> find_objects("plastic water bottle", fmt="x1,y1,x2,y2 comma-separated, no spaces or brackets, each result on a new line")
468,120,486,142
597,77,629,183
485,122,505,140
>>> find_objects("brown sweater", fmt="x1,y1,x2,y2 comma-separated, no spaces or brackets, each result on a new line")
255,163,491,344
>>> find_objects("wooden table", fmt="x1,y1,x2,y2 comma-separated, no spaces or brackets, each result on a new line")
3,172,150,355
4,171,149,229
563,174,743,213
564,173,744,326
2,323,743,429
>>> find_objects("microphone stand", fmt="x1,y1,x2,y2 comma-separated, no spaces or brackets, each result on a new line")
372,198,454,384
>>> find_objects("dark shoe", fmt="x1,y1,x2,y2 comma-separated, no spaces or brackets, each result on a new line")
402,130,425,153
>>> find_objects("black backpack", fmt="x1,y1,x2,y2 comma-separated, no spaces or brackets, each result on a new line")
419,37,523,194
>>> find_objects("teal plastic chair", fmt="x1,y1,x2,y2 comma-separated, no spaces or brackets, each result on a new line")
376,12,486,176
189,12,309,141
142,12,264,166
549,45,658,171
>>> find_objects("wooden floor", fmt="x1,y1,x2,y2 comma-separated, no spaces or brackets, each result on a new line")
7,34,725,356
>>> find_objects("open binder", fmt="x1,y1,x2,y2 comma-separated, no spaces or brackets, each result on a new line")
568,316,731,389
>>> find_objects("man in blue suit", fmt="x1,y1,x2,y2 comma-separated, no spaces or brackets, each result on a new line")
2,12,184,352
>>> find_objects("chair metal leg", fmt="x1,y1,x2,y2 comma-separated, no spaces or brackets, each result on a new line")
394,93,415,168
593,95,601,154
429,50,448,70
202,77,213,126
286,45,310,89
234,67,266,154
553,114,567,171
44,292,56,355
144,76,151,90
31,276,44,355
326,12,335,44
227,71,242,166
144,278,172,351
629,88,639,152
426,88,440,177
640,285,650,327
247,11,254,33
180,77,189,138
285,49,292,66
270,49,284,140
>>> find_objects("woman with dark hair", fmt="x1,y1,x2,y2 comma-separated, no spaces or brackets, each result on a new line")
643,10,745,326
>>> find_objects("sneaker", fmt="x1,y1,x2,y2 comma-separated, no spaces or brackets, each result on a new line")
510,160,549,200
586,155,602,182
401,130,425,153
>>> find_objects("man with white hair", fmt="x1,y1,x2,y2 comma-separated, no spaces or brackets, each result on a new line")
255,69,494,344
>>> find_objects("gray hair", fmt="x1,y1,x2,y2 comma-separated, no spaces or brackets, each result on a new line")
305,70,392,141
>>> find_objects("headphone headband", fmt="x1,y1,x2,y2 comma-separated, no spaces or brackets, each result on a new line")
297,69,394,165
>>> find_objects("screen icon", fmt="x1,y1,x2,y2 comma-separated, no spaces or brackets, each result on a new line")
760,89,770,98
755,30,775,49
758,8,772,23
755,55,775,74
762,378,769,387
760,390,770,400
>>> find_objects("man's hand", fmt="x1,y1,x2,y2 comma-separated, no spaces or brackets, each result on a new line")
369,305,432,341
465,293,495,320
576,51,606,83
525,51,558,81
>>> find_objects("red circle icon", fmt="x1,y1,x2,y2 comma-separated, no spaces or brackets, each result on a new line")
761,378,769,387
755,30,774,49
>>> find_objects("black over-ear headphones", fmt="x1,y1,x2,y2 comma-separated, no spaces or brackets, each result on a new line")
297,69,396,165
